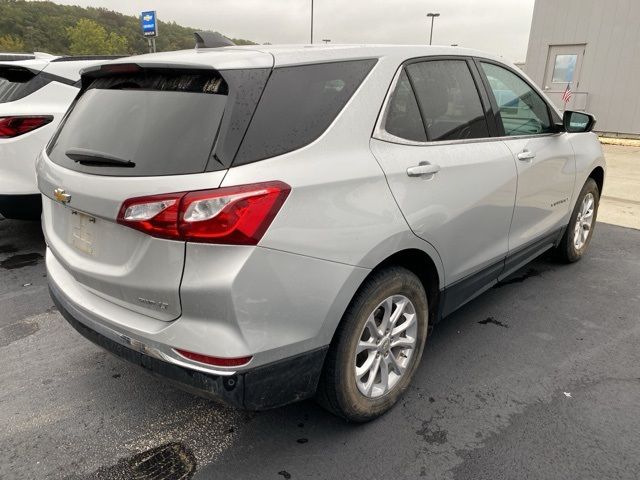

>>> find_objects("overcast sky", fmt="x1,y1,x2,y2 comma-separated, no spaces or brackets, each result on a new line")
51,0,536,61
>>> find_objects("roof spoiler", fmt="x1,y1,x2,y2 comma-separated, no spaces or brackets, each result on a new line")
194,31,235,49
51,55,126,63
33,52,56,59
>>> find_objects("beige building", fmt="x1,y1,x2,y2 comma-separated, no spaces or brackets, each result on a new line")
524,0,640,138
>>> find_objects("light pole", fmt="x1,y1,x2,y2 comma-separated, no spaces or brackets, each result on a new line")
310,0,314,44
427,12,440,45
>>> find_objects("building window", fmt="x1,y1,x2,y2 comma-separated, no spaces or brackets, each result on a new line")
552,54,577,83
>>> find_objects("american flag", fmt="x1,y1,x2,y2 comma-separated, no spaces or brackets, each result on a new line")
561,83,572,105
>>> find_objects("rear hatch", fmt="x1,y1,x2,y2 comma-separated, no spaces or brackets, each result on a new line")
38,54,273,320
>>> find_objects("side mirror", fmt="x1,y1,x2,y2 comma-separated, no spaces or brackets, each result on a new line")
563,110,596,133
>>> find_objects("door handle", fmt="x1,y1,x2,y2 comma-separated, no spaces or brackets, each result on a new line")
407,162,441,177
517,150,536,161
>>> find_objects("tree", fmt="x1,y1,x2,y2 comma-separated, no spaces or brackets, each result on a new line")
0,1,255,55
66,18,128,55
0,34,26,52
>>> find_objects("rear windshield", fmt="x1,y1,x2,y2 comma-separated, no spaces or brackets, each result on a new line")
0,67,51,103
47,71,228,177
233,59,377,165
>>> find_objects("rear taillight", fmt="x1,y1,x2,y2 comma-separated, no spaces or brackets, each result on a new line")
174,348,252,367
0,116,53,138
117,181,291,245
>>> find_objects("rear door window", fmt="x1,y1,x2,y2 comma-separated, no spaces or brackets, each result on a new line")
233,59,377,165
47,70,229,177
406,60,490,141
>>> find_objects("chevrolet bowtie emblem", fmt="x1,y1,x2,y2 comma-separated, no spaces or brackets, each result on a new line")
53,188,71,204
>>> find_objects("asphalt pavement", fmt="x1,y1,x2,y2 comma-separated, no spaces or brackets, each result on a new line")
1,215,639,480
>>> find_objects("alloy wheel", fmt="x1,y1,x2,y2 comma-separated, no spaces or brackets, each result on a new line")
574,192,595,250
354,295,417,398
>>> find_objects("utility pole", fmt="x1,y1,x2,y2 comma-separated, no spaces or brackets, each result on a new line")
427,12,440,45
310,0,314,44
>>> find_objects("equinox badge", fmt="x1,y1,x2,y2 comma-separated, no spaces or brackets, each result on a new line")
53,188,71,204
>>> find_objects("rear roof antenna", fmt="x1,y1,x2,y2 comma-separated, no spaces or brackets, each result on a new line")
194,31,236,49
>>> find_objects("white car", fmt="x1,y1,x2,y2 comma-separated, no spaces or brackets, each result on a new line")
0,53,120,219
0,53,36,61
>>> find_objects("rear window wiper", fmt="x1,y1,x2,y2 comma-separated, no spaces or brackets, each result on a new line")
65,148,135,168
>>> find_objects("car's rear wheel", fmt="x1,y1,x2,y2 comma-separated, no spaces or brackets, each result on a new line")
555,178,600,263
317,267,428,422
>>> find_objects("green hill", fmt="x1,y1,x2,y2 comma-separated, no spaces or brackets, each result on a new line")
0,0,255,55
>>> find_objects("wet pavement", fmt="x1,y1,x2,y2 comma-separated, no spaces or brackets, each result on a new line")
1,215,639,480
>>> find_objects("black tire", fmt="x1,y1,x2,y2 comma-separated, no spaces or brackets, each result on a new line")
555,178,600,263
316,266,429,422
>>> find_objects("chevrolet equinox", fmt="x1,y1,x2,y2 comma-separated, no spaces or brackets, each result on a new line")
37,45,605,422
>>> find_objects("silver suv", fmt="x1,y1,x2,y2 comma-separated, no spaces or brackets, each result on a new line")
37,45,605,422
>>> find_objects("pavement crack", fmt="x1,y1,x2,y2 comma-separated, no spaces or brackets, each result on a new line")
478,317,509,328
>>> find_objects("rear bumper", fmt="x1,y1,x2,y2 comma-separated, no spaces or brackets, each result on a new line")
50,281,328,410
0,194,41,220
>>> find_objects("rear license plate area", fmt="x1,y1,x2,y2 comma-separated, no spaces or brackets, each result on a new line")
68,210,98,256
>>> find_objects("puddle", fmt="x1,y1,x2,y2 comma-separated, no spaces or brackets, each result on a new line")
86,443,196,480
0,252,43,269
0,244,18,254
494,268,540,288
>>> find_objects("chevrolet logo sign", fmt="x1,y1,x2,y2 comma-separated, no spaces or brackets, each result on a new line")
143,14,153,21
53,188,71,204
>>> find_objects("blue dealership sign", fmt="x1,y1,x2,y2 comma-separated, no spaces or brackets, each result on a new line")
140,11,158,37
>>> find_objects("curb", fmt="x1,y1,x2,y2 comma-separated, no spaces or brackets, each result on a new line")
599,137,640,147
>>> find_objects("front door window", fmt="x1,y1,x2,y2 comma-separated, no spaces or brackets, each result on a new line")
480,62,554,136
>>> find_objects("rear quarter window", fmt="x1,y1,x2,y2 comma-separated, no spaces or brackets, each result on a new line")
0,67,52,103
233,59,377,165
384,69,427,142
